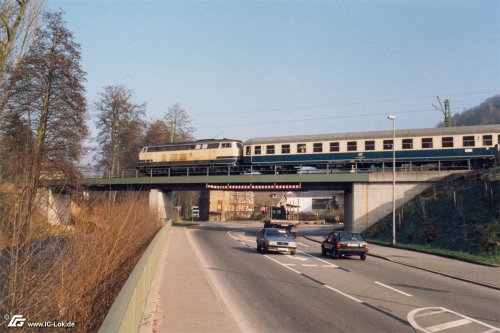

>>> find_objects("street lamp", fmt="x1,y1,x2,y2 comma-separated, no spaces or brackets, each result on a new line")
387,115,396,246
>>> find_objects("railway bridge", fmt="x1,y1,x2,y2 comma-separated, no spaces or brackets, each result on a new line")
45,170,466,232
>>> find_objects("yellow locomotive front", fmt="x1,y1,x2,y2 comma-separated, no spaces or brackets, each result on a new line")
137,139,242,175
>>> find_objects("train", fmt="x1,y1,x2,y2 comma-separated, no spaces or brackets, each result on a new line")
137,124,500,175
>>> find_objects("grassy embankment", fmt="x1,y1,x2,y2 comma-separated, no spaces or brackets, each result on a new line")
363,167,500,265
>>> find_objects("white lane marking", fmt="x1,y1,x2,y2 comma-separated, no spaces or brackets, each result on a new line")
414,309,447,318
283,263,296,267
324,285,364,303
297,249,338,267
302,264,318,267
374,281,413,297
297,242,310,247
426,319,472,332
407,307,500,333
482,328,500,333
264,254,302,274
285,254,308,261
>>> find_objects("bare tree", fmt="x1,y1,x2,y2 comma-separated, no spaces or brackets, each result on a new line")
4,9,87,220
1,9,87,317
164,103,195,143
143,119,171,146
120,118,145,171
0,0,44,112
94,85,145,176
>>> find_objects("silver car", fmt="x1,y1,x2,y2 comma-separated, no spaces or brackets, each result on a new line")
256,228,297,255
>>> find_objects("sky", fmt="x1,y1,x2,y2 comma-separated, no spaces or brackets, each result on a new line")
48,0,500,142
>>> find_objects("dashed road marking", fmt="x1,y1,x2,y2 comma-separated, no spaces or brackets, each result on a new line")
324,285,364,303
374,281,413,297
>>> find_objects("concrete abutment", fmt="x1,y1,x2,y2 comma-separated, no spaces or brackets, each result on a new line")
148,189,173,222
343,171,465,233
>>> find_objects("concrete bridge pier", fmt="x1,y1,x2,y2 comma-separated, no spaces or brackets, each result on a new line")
149,189,173,223
38,188,72,225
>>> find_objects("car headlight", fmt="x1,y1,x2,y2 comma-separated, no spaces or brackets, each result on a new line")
267,241,277,246
288,242,297,247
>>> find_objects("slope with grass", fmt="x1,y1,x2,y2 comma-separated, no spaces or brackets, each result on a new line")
363,168,499,264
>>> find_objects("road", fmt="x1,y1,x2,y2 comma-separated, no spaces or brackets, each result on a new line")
187,222,500,333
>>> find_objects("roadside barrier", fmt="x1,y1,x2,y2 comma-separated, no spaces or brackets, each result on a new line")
98,219,171,333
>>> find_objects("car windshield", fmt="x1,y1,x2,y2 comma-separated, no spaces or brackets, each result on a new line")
340,233,364,241
266,229,290,238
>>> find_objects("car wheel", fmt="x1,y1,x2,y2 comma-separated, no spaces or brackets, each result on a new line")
332,250,340,259
321,246,326,256
360,253,367,260
290,250,296,255
257,243,261,253
262,245,267,254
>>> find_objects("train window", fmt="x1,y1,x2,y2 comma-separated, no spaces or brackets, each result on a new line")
208,143,220,149
483,135,493,146
221,143,232,148
442,137,454,148
365,141,375,151
383,140,393,150
245,146,251,155
297,144,307,153
330,142,339,152
266,145,275,154
347,141,357,151
282,144,290,154
313,143,323,152
463,136,475,147
254,146,261,155
202,144,208,149
422,138,433,149
402,139,413,149
195,144,201,150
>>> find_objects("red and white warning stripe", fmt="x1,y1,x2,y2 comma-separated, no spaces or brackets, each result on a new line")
206,184,301,190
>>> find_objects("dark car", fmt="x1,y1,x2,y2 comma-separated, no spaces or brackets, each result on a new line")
321,231,368,260
256,228,297,255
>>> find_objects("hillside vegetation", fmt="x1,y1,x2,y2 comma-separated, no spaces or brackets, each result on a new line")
438,95,500,127
363,168,500,264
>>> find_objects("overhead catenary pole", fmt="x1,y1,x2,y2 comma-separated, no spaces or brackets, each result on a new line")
433,96,451,127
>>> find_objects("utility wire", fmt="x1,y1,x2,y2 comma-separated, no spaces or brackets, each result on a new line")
195,108,441,129
190,90,499,118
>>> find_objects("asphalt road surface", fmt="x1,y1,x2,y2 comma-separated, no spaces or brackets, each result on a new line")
186,222,500,333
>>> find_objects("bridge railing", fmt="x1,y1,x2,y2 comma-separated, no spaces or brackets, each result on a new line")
98,219,171,333
80,163,473,179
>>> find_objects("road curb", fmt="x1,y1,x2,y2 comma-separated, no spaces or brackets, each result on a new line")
302,235,500,291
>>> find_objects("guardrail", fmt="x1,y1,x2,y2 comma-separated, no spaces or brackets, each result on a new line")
98,219,171,333
79,163,473,179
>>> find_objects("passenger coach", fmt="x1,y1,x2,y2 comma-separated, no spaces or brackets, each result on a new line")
243,125,500,171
